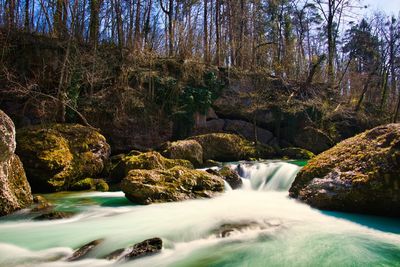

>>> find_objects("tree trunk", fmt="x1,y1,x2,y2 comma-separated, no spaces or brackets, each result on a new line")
89,0,101,47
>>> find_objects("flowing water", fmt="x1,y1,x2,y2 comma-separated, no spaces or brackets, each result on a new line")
0,161,399,267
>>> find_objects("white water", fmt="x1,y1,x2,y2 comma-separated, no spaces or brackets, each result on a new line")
0,161,399,267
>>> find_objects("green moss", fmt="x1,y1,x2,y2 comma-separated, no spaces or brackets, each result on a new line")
280,147,315,160
121,166,224,204
16,124,110,192
189,133,272,161
71,178,109,192
110,151,193,182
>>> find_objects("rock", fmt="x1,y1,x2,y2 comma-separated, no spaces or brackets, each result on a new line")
110,151,193,182
213,222,262,238
70,178,109,192
67,239,104,261
104,248,126,260
123,238,162,261
224,119,274,145
217,166,242,189
189,133,264,162
280,147,315,160
289,124,400,217
193,119,225,135
293,127,334,154
34,211,75,220
0,110,33,216
121,166,224,204
161,140,203,166
31,195,53,212
0,110,16,161
16,124,111,192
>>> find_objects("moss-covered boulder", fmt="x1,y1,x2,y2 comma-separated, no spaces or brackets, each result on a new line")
16,124,111,192
289,124,400,217
189,133,274,162
110,151,193,182
161,140,203,166
0,110,32,216
280,147,315,160
121,166,224,204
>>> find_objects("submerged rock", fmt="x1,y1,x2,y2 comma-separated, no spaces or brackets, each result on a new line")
105,238,162,261
280,147,315,160
216,166,243,190
190,133,275,162
289,124,400,217
16,124,111,192
121,166,224,204
67,239,104,261
161,140,203,166
213,222,262,238
0,110,33,216
31,195,53,212
33,211,75,220
110,151,193,182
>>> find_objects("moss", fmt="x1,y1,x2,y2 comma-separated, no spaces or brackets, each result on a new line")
71,178,109,192
16,124,111,192
110,151,193,182
189,133,259,162
289,124,400,216
121,166,224,204
280,147,315,160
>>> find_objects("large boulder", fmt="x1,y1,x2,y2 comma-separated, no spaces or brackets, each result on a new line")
161,140,203,166
110,151,193,182
0,110,33,216
121,166,224,204
289,124,400,217
190,133,275,162
16,124,111,192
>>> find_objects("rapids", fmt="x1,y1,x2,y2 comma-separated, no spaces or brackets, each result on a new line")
0,161,399,267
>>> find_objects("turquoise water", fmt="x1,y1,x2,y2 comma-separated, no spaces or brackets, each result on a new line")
0,161,399,267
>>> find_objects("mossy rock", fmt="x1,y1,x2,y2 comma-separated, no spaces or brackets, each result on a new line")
16,124,111,192
161,140,203,166
280,147,315,160
70,178,109,192
189,133,274,162
110,151,193,182
289,124,400,217
121,166,224,204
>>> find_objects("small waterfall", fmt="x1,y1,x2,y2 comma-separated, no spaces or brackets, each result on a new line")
231,162,301,191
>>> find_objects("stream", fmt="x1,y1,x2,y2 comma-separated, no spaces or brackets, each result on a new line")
0,161,399,267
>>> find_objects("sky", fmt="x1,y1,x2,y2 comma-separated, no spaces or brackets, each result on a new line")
362,0,400,15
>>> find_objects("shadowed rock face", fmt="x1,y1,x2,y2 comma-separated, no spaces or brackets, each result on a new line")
16,124,111,192
289,124,400,217
0,110,32,216
121,166,224,205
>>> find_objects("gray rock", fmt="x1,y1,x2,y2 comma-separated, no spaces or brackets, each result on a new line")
0,110,33,216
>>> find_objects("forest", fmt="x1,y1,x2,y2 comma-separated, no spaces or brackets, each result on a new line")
0,1,400,267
